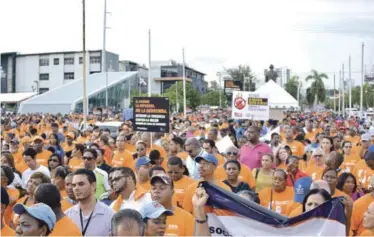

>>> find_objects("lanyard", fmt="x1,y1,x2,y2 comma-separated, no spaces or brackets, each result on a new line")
269,189,274,211
79,207,95,236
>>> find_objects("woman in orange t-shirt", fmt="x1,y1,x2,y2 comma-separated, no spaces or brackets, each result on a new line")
275,146,290,171
342,141,361,172
259,169,294,215
306,148,326,181
362,202,374,236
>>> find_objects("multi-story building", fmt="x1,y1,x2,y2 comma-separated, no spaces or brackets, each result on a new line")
119,60,148,94
150,60,207,94
1,50,119,94
275,67,292,87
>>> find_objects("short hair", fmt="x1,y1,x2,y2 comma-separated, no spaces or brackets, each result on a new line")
203,139,215,148
184,137,200,148
149,150,161,161
1,166,15,185
111,209,145,236
225,146,239,154
302,188,331,212
148,166,166,178
83,148,98,159
54,166,71,180
321,167,338,179
116,167,136,185
273,169,287,179
30,172,51,184
237,190,260,204
167,156,184,168
51,123,59,128
271,133,280,139
89,143,100,149
1,187,10,206
171,137,184,147
365,151,374,161
248,125,260,134
34,183,61,209
330,151,344,167
286,155,299,165
224,160,241,171
23,148,37,159
74,169,96,184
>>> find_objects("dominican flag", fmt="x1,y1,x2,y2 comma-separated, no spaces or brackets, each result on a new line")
201,182,346,236
139,77,147,86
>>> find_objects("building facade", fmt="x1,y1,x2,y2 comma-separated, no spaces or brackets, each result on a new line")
150,60,207,94
119,60,149,94
275,67,292,87
1,50,119,94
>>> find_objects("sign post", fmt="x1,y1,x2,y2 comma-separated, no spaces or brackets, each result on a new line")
231,91,269,121
133,97,170,133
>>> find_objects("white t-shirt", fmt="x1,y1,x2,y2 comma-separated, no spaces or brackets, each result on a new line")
110,191,152,212
8,172,23,189
21,165,50,189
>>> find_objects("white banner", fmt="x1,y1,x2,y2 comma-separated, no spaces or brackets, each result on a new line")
232,91,270,120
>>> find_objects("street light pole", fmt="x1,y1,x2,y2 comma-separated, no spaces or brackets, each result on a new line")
82,0,88,129
103,0,109,107
360,42,364,116
217,72,222,108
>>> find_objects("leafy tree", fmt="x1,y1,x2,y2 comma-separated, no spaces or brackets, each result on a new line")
305,70,328,108
164,81,201,112
224,65,257,91
284,76,300,100
201,90,227,107
210,81,219,91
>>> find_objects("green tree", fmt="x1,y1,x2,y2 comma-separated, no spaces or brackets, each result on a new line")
164,81,201,112
284,76,300,100
225,65,257,91
305,70,328,107
201,90,227,107
210,81,219,91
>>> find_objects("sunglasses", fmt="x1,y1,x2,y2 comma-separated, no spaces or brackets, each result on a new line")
136,148,145,151
344,146,352,148
227,152,238,156
82,156,95,161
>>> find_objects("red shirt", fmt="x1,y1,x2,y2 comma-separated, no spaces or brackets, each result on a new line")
286,169,309,187
239,142,272,170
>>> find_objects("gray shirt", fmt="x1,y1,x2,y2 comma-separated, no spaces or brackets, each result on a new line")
65,200,115,236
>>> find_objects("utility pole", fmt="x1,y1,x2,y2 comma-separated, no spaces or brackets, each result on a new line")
333,74,336,112
360,42,364,116
103,0,109,107
349,55,352,117
182,48,187,118
148,29,151,97
82,0,88,129
342,63,345,117
217,72,222,108
338,70,341,114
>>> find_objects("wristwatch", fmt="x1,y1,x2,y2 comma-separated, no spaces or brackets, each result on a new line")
195,215,208,224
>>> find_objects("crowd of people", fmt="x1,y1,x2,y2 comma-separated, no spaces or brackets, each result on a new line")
0,110,374,236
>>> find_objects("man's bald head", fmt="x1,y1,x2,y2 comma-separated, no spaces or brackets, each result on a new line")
310,180,331,195
325,151,344,169
185,138,200,148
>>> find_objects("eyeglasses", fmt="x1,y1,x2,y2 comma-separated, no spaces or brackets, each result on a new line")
344,146,352,148
82,156,95,161
314,155,323,158
227,152,238,156
136,148,145,151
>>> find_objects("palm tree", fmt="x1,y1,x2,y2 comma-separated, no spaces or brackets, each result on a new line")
306,70,328,109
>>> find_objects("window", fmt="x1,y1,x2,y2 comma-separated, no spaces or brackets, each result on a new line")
79,57,83,64
53,58,59,65
64,72,74,80
64,57,74,65
39,73,49,80
90,56,101,64
39,88,49,94
39,59,49,66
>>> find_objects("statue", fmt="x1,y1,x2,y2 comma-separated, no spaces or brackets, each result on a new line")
265,64,278,83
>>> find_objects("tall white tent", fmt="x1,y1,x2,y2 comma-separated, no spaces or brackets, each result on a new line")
255,80,299,108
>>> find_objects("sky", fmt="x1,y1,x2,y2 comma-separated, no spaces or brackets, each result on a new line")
1,0,374,89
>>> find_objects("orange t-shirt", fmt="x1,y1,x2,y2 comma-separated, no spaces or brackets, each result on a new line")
214,164,255,189
1,224,15,236
102,145,113,165
68,157,84,171
351,193,374,236
342,154,361,172
305,131,318,142
176,152,189,160
284,140,305,158
215,154,225,166
62,143,74,153
360,167,374,190
165,207,194,236
111,150,133,168
289,205,303,217
124,143,136,153
173,175,195,208
61,198,73,212
36,150,52,167
360,229,374,236
356,160,370,186
183,180,231,214
148,144,167,160
49,215,82,236
285,201,302,217
138,181,151,191
259,186,295,216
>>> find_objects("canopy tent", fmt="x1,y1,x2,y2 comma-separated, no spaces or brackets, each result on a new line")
0,92,36,103
255,80,299,108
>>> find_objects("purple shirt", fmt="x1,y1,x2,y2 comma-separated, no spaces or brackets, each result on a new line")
240,142,272,169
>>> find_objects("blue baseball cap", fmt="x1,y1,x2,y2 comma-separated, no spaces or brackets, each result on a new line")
195,153,218,165
139,201,173,219
136,156,151,169
13,203,56,232
294,176,313,203
368,144,374,153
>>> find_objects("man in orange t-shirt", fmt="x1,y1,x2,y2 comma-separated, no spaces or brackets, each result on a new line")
183,153,231,213
150,174,194,236
112,135,133,168
34,183,82,236
33,136,52,167
361,202,374,236
167,157,195,207
284,128,305,158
